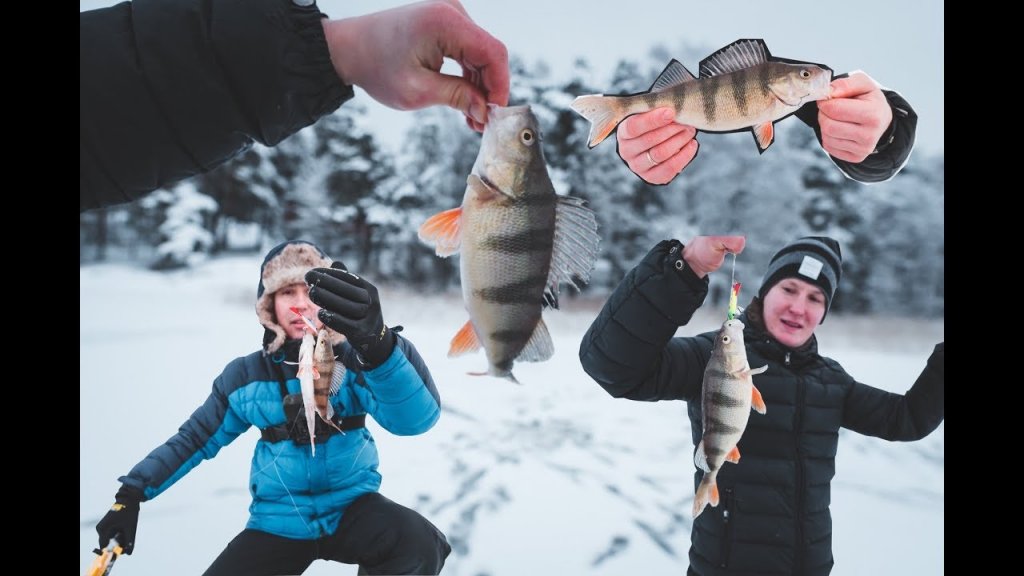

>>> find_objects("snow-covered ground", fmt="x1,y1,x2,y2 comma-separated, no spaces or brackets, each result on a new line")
80,256,944,575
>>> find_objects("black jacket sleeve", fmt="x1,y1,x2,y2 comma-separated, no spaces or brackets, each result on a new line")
795,75,917,184
579,239,713,402
80,0,353,212
842,342,944,440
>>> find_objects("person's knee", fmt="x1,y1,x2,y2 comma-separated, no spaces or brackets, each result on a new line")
394,510,450,565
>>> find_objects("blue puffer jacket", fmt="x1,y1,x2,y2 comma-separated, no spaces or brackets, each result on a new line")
118,335,441,539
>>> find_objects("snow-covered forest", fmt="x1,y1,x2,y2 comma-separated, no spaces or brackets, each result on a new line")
79,47,944,317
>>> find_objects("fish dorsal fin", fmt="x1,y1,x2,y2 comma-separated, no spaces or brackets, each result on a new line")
544,195,601,309
649,59,698,92
329,360,346,396
417,206,462,257
699,39,770,78
448,320,481,357
518,318,554,363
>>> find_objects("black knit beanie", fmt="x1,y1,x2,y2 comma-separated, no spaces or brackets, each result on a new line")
758,236,842,323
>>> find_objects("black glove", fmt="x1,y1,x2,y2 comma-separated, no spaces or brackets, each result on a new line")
306,262,396,369
96,485,142,555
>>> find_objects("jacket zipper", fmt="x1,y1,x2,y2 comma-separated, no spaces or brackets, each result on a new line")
793,355,806,576
719,488,735,568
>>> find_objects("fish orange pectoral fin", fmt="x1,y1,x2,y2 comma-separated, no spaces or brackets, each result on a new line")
417,207,462,257
753,122,774,153
448,320,481,357
725,445,741,464
751,385,767,415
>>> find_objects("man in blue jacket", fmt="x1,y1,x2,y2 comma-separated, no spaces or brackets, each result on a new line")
95,240,450,575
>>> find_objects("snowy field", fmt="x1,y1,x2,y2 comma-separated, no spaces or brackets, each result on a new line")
80,256,944,575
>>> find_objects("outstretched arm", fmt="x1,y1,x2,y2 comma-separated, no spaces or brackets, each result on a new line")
80,0,351,212
842,342,944,440
81,0,510,212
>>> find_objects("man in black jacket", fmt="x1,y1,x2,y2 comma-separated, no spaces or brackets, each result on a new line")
579,235,944,575
616,72,916,185
80,0,510,212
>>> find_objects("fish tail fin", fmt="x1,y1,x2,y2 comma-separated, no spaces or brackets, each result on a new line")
693,474,720,518
571,94,627,148
448,320,481,357
466,369,520,385
418,207,463,257
694,439,711,472
496,370,521,385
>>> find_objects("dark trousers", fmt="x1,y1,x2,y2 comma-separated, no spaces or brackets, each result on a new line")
204,493,451,576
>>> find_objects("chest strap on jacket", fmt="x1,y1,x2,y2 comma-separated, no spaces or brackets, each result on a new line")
260,414,367,444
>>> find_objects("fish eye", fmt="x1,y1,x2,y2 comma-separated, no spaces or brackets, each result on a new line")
800,69,811,79
722,335,731,343
521,129,536,145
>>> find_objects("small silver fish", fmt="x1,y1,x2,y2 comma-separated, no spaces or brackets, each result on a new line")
313,328,345,429
296,331,318,456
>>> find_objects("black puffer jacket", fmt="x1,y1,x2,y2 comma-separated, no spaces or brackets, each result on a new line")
579,240,944,576
80,0,353,212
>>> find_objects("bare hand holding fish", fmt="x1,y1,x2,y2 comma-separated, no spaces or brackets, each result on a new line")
616,107,699,185
817,72,893,163
323,0,509,131
680,236,746,278
418,104,600,383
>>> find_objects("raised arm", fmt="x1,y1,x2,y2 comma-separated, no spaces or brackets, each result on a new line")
842,342,944,440
579,236,743,401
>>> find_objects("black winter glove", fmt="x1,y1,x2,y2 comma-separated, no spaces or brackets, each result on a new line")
306,262,396,369
96,485,142,555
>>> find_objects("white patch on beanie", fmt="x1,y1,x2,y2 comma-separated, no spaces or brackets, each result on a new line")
797,256,824,280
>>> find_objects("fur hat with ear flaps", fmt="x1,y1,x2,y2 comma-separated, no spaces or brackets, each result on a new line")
256,240,334,355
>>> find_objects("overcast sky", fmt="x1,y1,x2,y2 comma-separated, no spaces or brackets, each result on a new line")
81,0,943,155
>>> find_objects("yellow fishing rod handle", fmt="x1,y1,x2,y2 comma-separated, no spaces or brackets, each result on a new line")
86,543,123,576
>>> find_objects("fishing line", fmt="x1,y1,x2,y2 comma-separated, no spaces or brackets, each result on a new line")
730,252,737,291
727,252,741,321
